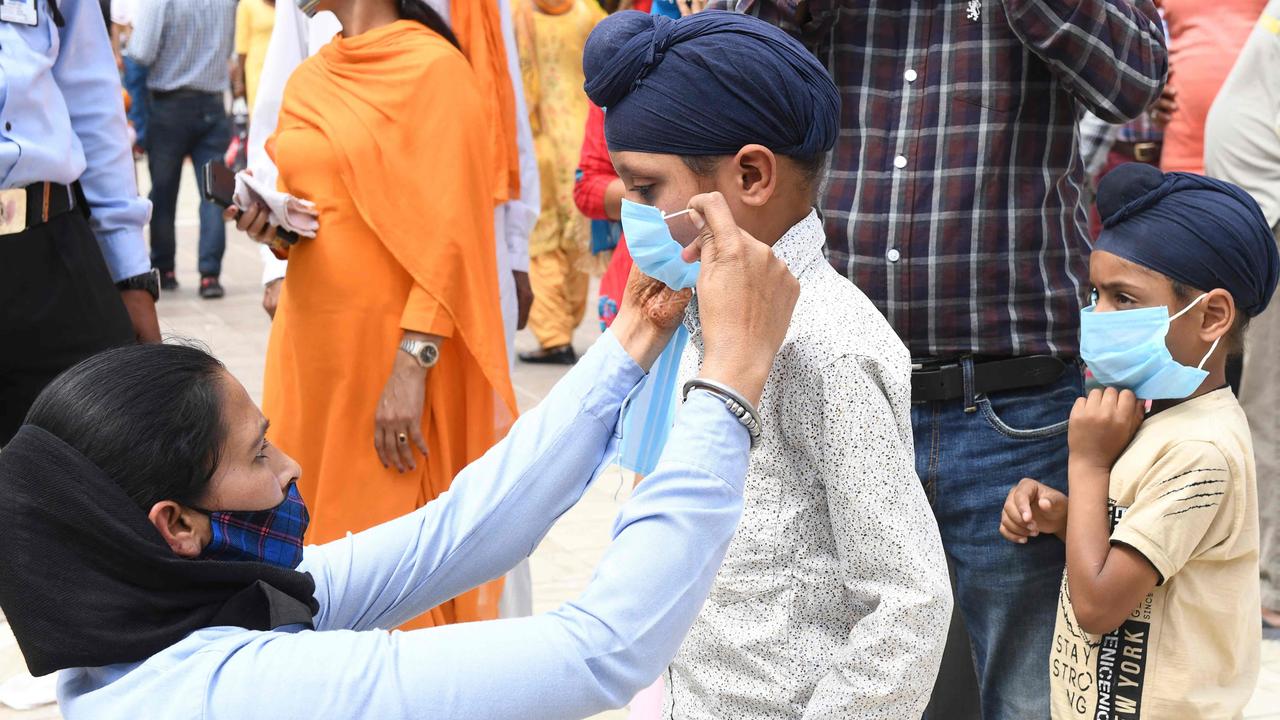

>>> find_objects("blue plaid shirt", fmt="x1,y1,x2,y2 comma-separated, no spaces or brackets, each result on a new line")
711,0,1168,357
125,0,237,94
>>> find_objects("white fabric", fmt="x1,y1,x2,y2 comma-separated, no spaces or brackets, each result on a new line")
233,170,318,238
667,212,952,719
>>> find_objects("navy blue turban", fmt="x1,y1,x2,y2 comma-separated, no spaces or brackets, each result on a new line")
582,10,839,158
1096,163,1280,318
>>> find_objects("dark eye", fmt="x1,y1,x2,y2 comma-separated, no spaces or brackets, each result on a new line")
631,185,654,201
1116,293,1137,306
256,438,270,461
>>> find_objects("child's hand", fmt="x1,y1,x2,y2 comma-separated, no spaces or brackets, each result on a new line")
1000,478,1068,543
1068,388,1145,472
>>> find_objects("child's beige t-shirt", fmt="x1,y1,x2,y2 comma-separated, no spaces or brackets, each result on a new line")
1050,389,1261,720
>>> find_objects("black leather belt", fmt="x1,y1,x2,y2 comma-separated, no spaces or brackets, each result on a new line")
911,356,1068,403
0,182,79,236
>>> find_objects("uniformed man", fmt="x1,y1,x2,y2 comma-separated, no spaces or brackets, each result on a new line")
0,0,159,446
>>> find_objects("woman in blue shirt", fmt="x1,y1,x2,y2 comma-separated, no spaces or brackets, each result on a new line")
0,193,798,720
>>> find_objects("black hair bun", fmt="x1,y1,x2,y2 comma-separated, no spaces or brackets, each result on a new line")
1096,162,1166,229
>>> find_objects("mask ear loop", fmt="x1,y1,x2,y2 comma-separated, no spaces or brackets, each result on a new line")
663,208,693,222
1197,335,1222,371
1168,293,1222,370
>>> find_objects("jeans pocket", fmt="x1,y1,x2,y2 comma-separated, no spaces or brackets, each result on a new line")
977,366,1083,440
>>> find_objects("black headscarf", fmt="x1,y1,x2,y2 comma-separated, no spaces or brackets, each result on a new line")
0,426,318,677
582,10,840,157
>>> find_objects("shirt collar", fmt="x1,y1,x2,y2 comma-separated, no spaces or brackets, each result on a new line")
683,209,824,337
770,209,825,278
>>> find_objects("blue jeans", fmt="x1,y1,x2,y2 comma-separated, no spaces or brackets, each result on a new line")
122,58,149,149
146,91,229,277
915,359,1084,720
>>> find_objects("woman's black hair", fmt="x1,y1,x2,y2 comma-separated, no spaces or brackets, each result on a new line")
398,0,461,49
24,343,230,512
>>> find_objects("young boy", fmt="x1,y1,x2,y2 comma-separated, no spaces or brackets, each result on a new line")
1000,163,1279,719
583,11,952,718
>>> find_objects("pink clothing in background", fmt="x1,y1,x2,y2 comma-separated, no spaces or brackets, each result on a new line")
1159,0,1268,173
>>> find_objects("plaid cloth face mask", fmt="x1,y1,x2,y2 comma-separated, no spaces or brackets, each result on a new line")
195,484,310,569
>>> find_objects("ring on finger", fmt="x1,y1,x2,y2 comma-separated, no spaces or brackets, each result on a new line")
397,432,408,445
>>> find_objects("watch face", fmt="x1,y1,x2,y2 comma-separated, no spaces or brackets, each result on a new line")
420,344,440,366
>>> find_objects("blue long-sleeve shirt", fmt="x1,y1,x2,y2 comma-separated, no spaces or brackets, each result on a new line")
0,0,151,281
57,330,751,719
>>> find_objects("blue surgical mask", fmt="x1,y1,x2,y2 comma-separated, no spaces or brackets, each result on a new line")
1079,294,1221,400
296,0,322,17
620,199,701,290
195,483,310,569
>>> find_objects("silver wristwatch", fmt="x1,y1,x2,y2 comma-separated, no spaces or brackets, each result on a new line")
398,338,440,368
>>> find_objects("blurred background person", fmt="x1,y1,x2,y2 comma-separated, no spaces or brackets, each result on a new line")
1158,0,1267,174
234,0,276,117
513,0,605,365
126,0,236,299
241,0,539,620
109,0,149,156
1204,0,1280,637
233,0,519,630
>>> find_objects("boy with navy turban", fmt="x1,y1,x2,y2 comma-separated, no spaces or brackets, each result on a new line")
1000,163,1278,718
583,10,951,718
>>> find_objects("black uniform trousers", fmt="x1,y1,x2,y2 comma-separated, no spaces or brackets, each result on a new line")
0,212,134,444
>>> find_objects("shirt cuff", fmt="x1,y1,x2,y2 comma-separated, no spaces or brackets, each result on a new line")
96,228,151,283
401,285,456,338
656,389,751,494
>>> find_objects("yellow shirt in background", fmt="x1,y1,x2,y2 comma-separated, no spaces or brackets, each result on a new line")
1050,389,1261,719
235,0,275,110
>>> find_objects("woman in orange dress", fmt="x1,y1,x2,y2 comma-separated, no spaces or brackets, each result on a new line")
246,0,517,630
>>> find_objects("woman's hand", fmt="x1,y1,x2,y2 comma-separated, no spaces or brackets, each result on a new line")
610,266,693,371
684,192,799,406
224,201,278,247
375,349,431,473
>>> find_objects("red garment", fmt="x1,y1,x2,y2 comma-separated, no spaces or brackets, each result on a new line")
574,102,615,221
575,100,636,329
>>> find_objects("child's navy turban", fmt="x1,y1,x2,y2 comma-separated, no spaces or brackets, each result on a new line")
1096,163,1279,317
582,10,840,158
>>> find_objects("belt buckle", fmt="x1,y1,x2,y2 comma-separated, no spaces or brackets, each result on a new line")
0,188,27,236
1133,142,1159,164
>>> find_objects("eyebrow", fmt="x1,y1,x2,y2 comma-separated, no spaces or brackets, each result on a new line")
1094,280,1145,294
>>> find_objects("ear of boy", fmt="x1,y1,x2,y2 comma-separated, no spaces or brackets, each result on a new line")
723,145,814,247
1168,287,1235,371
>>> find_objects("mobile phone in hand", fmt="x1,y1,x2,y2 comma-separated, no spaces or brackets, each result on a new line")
201,160,300,246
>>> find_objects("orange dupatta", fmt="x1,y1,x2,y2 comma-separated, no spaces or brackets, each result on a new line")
451,0,521,204
281,21,517,435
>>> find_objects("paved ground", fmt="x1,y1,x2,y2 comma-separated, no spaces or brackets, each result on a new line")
1,165,1278,718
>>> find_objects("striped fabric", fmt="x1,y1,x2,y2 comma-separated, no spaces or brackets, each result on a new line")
710,0,1168,358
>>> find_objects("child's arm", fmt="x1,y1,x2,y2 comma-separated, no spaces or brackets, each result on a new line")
1063,388,1159,635
1000,477,1068,543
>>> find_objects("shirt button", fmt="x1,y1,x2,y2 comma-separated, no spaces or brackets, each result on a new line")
893,155,908,169
886,248,902,263
904,69,918,82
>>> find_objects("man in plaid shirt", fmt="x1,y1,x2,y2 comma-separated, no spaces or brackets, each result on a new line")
702,0,1167,716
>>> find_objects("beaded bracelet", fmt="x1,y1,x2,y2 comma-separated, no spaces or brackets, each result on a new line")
681,378,763,447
